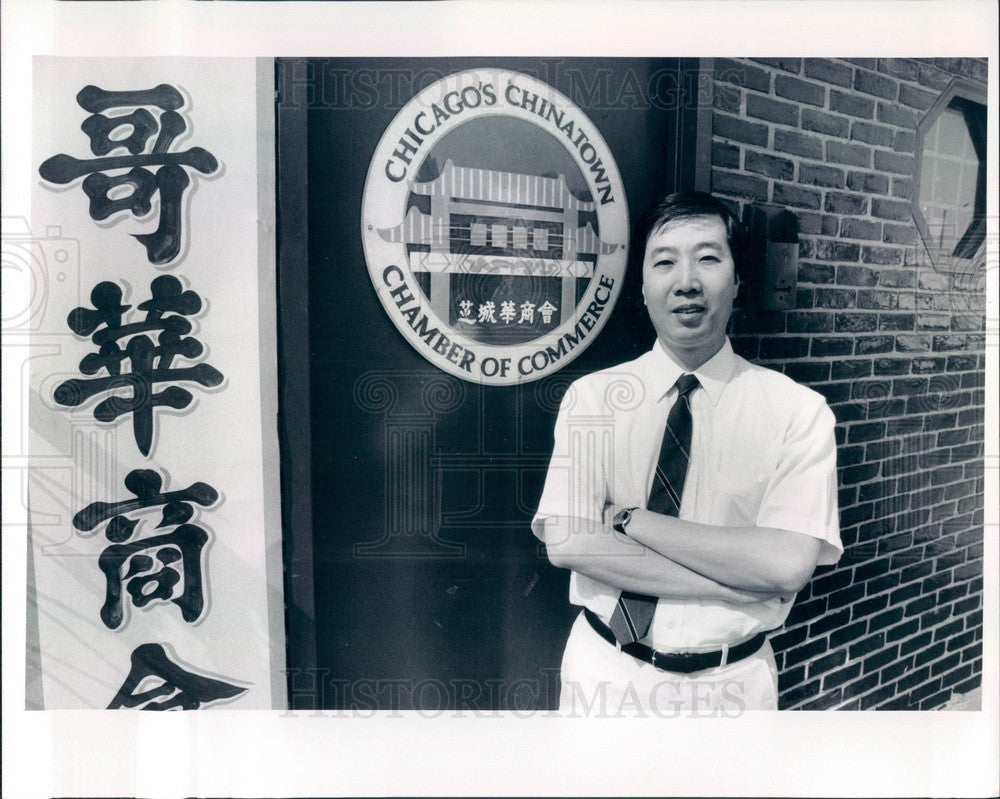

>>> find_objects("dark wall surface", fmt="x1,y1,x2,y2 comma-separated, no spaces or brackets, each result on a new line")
281,57,703,709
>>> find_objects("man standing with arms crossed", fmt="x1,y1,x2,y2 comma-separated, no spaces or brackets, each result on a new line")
533,192,842,714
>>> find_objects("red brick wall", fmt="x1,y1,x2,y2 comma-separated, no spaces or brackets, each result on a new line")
709,57,986,709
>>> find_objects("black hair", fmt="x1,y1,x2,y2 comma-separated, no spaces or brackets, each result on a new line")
637,191,746,278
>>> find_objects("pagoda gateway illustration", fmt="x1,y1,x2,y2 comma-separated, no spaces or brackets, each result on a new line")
377,160,623,329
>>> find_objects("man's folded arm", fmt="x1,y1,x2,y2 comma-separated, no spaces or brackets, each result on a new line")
535,515,784,605
622,512,822,595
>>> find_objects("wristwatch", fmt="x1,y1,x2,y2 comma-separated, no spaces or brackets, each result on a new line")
612,506,638,535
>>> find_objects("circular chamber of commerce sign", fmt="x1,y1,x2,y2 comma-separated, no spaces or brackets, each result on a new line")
362,68,629,385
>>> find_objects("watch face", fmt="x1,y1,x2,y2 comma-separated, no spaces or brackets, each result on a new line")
614,508,630,529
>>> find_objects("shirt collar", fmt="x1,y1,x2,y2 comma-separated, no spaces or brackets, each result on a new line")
646,338,738,407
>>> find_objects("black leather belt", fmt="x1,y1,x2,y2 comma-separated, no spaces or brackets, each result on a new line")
584,609,767,674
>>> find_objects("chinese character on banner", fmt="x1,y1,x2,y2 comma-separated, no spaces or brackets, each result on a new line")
108,643,246,710
73,469,218,630
38,84,219,264
53,276,224,457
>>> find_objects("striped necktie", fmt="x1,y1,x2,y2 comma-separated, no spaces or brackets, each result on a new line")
608,373,700,645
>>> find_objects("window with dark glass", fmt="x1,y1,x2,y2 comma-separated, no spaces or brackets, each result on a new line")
913,79,987,271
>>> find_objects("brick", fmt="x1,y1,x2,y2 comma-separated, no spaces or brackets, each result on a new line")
808,648,847,678
878,314,913,331
899,631,933,657
862,645,897,675
947,635,976,657
874,150,915,175
841,672,880,702
866,572,901,595
781,678,821,707
893,377,928,395
816,240,860,262
786,596,828,626
873,357,907,375
909,678,943,703
799,163,845,188
850,377,890,401
858,289,897,310
878,694,914,710
882,223,916,245
824,661,862,690
952,314,984,332
812,570,854,598
825,191,869,215
715,58,771,92
853,69,897,100
830,620,867,648
876,101,918,129
832,359,872,379
773,129,824,160
953,561,982,581
852,594,889,621
759,336,808,359
899,83,935,110
861,245,903,265
751,57,802,73
770,625,808,652
851,120,895,147
711,141,740,169
953,674,982,695
849,421,887,445
910,356,945,373
840,502,873,527
803,59,853,87
893,130,917,154
840,219,881,242
836,313,877,333
713,112,768,146
914,641,947,668
713,84,742,113
775,74,825,106
826,140,872,168
871,197,910,221
798,262,835,283
785,637,828,667
916,313,950,331
915,62,951,91
746,94,798,126
846,170,889,195
933,619,965,642
830,89,875,119
802,107,849,137
918,271,950,292
920,606,953,631
854,335,893,355
828,582,865,611
860,683,897,709
904,595,936,618
712,169,768,201
810,337,852,357
896,334,931,352
896,664,931,692
745,150,794,180
785,362,831,383
878,58,919,82
816,287,856,308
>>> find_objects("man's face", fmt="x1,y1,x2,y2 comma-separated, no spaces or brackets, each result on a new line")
642,214,739,369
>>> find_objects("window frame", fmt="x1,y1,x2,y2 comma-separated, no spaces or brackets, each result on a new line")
911,76,988,274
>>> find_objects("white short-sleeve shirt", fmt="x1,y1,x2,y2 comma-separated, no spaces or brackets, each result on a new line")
532,338,842,650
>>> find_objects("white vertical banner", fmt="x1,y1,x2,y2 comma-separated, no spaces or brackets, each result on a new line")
27,57,285,709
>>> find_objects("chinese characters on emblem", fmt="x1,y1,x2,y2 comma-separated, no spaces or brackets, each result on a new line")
458,298,557,326
38,84,219,265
